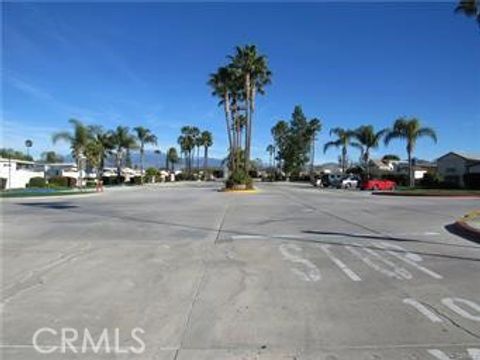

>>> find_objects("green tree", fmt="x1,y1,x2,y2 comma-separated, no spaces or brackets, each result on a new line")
25,139,33,157
266,144,275,170
109,126,137,180
230,45,272,173
382,154,400,162
178,126,198,174
166,147,179,172
200,131,213,171
455,0,479,25
134,127,157,184
352,125,387,179
41,151,64,163
384,117,437,187
323,127,361,173
307,118,322,173
0,148,33,161
271,120,289,170
52,119,92,169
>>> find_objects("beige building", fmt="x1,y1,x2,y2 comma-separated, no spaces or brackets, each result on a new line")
436,152,480,187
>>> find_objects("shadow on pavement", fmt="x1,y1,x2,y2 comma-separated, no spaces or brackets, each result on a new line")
445,224,480,245
19,202,78,210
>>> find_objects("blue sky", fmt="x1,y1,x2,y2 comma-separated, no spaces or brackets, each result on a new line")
2,2,479,163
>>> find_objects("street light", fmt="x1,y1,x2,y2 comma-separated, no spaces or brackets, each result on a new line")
25,139,33,158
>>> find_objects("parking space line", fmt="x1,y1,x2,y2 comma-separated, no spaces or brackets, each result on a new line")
428,349,452,359
403,298,444,323
320,244,362,281
345,245,405,280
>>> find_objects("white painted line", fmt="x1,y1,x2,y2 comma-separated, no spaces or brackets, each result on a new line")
231,235,265,240
403,298,444,323
345,245,404,280
279,244,321,282
320,244,362,281
442,298,480,322
379,242,443,280
468,349,480,360
428,349,451,360
362,246,413,280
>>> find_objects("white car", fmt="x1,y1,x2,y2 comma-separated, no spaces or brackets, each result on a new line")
339,175,361,189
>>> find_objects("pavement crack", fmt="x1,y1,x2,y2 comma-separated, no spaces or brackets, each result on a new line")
419,301,480,340
214,199,231,245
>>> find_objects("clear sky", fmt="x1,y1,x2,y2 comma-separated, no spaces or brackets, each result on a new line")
2,2,479,163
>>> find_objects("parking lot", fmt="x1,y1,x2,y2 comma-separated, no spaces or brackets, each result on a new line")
1,182,479,359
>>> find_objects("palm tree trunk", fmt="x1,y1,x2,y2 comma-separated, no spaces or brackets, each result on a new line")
342,146,347,173
204,146,208,172
365,150,370,180
244,75,252,174
408,150,414,188
140,146,144,185
197,147,200,170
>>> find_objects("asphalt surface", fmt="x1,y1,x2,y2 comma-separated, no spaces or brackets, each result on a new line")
1,182,479,360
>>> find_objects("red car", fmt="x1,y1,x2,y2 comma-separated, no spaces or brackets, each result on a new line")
360,179,397,191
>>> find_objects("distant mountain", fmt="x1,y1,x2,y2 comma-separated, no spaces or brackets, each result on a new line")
65,150,224,169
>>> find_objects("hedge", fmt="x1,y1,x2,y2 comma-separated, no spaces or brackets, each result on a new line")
28,177,46,188
464,173,480,190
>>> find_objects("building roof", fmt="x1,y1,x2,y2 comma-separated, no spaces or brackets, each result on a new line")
0,157,35,165
437,152,480,162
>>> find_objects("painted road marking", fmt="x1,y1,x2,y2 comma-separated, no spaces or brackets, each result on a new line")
361,246,412,280
320,244,362,281
346,245,405,280
442,298,480,322
428,349,480,360
378,242,443,280
279,244,321,282
403,298,444,323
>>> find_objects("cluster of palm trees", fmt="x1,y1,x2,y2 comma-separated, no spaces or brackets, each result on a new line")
177,126,213,175
323,117,437,187
208,45,272,179
52,119,158,184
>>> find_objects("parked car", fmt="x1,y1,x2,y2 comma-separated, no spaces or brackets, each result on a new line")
360,178,397,191
321,174,344,188
339,175,361,189
310,175,323,187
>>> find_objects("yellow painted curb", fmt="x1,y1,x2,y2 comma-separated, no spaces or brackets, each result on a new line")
218,188,260,194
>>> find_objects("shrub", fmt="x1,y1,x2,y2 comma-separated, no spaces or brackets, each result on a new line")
419,172,441,188
464,173,480,190
230,169,249,185
130,176,142,185
29,177,46,188
102,176,125,186
86,180,96,188
381,174,409,187
145,167,159,177
49,176,74,188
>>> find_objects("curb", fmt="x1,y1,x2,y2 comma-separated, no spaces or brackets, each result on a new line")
454,211,480,241
372,191,480,198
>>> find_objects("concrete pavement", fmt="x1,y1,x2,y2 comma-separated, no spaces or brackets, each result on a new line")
1,182,479,359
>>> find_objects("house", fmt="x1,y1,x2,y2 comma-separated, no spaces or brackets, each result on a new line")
368,159,394,176
393,159,436,180
0,158,44,190
437,152,480,187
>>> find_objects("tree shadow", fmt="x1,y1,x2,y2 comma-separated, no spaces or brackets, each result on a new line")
19,202,78,210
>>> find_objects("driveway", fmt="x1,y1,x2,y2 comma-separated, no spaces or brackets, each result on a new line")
1,182,479,359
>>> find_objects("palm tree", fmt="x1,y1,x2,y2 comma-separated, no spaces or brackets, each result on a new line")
200,131,213,172
266,144,275,170
384,117,437,187
178,126,198,174
307,118,322,173
271,120,289,170
352,125,387,179
87,125,114,180
52,119,92,169
41,151,64,163
109,126,137,180
134,127,157,184
323,127,361,173
166,147,179,172
195,134,203,171
455,0,479,25
230,45,272,172
154,149,162,168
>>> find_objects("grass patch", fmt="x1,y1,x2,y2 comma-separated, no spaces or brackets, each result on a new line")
0,189,95,198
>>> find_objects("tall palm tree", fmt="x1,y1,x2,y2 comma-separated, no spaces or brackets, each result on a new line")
455,0,480,25
109,126,137,180
307,118,322,173
271,120,289,170
266,144,275,170
195,134,203,171
230,45,272,172
134,127,157,184
178,126,198,174
200,131,213,172
52,119,91,168
384,117,437,187
323,127,361,173
154,149,162,168
87,125,114,179
352,125,387,179
166,147,179,172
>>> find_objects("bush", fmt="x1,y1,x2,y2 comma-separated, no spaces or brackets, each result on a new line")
29,177,46,188
419,172,441,188
49,176,75,188
130,176,142,185
230,169,249,185
102,176,125,186
464,173,480,189
145,167,159,177
86,180,96,188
